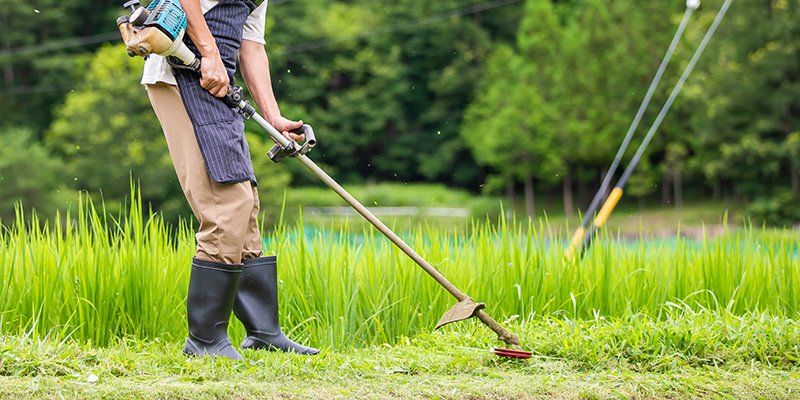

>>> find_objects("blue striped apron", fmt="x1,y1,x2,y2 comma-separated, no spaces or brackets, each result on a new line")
173,0,260,184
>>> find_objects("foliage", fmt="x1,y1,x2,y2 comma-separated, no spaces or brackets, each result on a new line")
44,44,184,219
685,0,800,213
1,0,799,227
258,0,516,186
0,0,124,131
744,188,800,227
0,127,65,222
246,131,293,224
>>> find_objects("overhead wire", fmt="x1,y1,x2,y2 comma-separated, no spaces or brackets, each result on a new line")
0,0,522,96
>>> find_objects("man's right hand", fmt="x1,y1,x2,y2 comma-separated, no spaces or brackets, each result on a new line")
200,53,229,98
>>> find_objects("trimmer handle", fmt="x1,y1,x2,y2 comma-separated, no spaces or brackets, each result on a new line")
267,124,316,163
291,124,316,148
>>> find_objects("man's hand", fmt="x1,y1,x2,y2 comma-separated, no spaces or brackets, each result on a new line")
179,0,228,97
271,116,305,142
200,54,229,98
270,116,306,142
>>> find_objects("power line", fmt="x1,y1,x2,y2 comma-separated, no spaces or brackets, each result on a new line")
0,32,120,60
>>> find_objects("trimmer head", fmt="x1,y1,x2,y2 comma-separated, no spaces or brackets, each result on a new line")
435,298,486,329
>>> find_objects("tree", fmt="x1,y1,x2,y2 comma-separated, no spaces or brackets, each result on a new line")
685,0,800,221
0,127,65,222
461,0,564,218
262,0,519,187
0,0,126,132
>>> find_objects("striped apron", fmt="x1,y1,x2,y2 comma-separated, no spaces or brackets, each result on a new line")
173,0,260,185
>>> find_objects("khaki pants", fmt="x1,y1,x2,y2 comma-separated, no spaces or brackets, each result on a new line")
146,82,262,265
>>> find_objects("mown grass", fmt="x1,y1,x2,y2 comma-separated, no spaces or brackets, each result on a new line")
0,311,798,399
0,191,798,351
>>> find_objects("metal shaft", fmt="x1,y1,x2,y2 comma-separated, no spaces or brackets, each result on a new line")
572,0,734,258
566,5,695,259
247,104,521,348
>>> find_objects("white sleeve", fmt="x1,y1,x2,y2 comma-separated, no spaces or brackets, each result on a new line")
141,55,177,86
242,2,267,45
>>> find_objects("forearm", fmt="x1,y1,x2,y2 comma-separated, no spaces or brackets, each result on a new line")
239,40,281,121
178,0,219,57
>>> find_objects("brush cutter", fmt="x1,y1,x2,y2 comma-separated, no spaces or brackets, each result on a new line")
117,0,529,355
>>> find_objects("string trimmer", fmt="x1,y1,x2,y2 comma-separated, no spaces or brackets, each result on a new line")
117,0,529,357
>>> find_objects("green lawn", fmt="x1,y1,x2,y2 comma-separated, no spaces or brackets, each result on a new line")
2,312,798,399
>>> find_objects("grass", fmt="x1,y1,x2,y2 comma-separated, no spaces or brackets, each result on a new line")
2,191,799,398
0,311,798,399
1,190,799,348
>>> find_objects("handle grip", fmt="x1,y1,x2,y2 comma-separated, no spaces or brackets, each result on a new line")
267,124,317,163
290,124,316,148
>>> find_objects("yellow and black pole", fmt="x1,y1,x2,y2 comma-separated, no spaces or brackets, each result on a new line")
564,0,698,260
565,0,733,260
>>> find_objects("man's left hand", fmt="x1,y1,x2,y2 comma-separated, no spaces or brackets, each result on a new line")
271,117,305,142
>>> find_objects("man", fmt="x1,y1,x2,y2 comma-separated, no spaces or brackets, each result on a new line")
142,0,318,359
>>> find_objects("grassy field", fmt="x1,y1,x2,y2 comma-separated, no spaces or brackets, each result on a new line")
1,311,798,399
1,190,798,398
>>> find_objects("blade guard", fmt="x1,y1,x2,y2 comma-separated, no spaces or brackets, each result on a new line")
435,298,485,329
493,348,532,359
268,124,316,163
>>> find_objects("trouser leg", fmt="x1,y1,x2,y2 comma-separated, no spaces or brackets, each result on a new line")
146,82,263,265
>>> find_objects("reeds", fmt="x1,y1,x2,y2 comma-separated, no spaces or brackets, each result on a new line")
1,194,797,348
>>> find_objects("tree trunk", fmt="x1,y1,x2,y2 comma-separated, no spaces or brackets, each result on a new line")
563,172,574,218
545,187,554,208
525,174,535,219
713,179,721,200
638,195,646,213
662,173,671,207
792,166,800,198
673,171,683,211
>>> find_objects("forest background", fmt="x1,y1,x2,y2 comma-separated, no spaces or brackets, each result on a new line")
0,0,798,228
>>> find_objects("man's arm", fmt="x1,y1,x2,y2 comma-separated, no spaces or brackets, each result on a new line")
178,0,229,97
239,40,304,141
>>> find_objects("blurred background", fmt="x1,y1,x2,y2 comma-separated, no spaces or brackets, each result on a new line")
0,0,798,234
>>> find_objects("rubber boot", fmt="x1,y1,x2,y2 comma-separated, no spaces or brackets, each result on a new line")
183,257,244,360
233,256,319,355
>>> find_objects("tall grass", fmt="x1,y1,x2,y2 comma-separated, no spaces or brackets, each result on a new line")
0,193,798,348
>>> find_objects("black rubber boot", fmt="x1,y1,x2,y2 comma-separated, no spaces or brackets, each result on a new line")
233,256,319,355
183,257,244,360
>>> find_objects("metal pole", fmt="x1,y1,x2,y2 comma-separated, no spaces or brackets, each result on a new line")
566,3,696,259
574,0,734,257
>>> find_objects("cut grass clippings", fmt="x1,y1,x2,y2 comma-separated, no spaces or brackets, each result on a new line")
1,312,798,399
